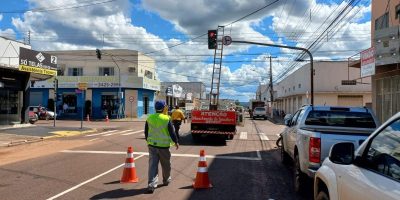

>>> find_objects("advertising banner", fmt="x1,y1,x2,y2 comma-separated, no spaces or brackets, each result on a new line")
19,47,57,76
191,110,236,125
361,47,375,78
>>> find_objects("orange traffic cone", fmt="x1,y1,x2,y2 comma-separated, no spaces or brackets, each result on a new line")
193,149,212,189
86,114,90,122
105,115,109,123
121,147,139,183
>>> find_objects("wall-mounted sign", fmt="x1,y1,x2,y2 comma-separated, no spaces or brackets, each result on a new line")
166,86,173,96
19,47,57,76
172,84,182,98
360,47,375,78
78,82,88,90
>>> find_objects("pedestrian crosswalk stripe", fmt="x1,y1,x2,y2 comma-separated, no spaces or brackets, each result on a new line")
122,130,144,136
85,130,117,137
258,132,269,141
239,132,247,140
103,129,134,136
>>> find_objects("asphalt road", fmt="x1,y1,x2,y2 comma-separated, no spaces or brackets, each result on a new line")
0,118,312,200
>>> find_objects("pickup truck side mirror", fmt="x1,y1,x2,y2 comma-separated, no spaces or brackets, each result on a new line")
329,142,355,165
284,114,292,126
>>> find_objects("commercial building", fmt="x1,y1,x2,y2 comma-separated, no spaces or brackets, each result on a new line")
0,36,55,125
370,0,400,121
30,49,160,119
264,61,372,115
157,82,206,108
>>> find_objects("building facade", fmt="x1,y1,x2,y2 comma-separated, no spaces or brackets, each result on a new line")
157,82,206,108
30,49,160,119
371,0,400,122
0,37,56,125
272,61,372,115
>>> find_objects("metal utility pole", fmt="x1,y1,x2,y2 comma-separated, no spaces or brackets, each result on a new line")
269,56,274,119
53,78,57,127
110,56,122,119
232,41,314,105
269,56,273,102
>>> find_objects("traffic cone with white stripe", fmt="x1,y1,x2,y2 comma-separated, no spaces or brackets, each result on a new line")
193,149,212,189
105,115,109,123
120,147,139,183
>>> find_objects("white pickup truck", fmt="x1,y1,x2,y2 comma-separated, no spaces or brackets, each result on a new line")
314,112,400,200
252,107,267,120
280,105,379,193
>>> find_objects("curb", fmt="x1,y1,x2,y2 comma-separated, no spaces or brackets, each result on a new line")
0,124,35,131
7,138,44,147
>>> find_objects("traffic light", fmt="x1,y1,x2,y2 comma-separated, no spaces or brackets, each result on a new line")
96,49,101,60
208,30,217,49
341,80,357,85
53,78,58,89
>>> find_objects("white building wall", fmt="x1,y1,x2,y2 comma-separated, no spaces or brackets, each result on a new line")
272,61,372,114
0,37,31,69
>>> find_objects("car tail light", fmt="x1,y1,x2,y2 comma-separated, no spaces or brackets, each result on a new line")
309,137,321,163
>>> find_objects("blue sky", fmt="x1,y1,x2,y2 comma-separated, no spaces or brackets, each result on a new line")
0,0,372,101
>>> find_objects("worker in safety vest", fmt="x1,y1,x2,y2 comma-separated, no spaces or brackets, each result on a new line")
171,106,185,140
145,100,179,194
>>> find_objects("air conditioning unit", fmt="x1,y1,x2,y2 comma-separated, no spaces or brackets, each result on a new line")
128,67,136,73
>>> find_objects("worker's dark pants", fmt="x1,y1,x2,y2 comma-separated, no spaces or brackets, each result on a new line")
172,120,182,140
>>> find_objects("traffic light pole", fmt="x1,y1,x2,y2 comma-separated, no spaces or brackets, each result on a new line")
110,56,122,119
53,78,58,127
231,41,314,105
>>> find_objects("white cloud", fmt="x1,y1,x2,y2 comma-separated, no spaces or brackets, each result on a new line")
8,0,372,102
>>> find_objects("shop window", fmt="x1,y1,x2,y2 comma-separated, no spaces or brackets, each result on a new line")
99,67,114,76
0,90,18,114
62,94,77,113
375,12,389,30
67,67,83,76
145,70,153,79
101,95,118,117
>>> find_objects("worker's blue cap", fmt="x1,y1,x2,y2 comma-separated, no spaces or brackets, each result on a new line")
155,100,166,111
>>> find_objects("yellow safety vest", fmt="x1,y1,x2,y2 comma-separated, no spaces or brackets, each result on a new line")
147,113,174,147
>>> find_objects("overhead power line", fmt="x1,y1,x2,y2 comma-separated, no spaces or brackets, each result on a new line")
0,0,117,14
143,0,280,55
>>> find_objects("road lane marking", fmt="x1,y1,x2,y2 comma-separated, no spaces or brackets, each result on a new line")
61,150,262,161
85,130,117,137
239,132,247,140
89,138,99,142
121,130,144,136
46,154,145,200
103,129,134,136
258,132,269,141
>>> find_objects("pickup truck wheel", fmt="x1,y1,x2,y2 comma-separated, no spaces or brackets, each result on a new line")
294,154,307,194
280,142,290,165
316,191,329,200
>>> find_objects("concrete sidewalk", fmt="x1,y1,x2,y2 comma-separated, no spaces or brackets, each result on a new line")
0,119,147,147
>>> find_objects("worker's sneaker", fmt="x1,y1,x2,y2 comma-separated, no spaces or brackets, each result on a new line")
146,187,155,194
163,181,170,186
